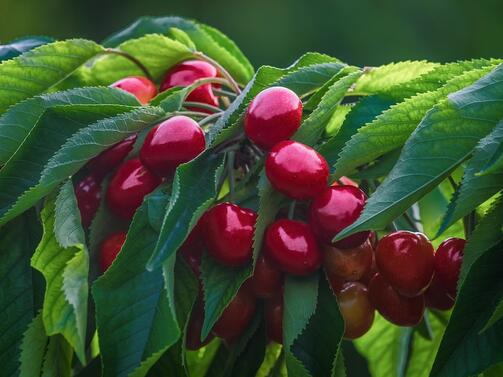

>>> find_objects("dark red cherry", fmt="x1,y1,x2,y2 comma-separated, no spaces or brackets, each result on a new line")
110,76,157,104
106,159,162,220
323,239,373,282
212,288,256,339
186,298,215,350
265,141,329,200
369,273,425,326
434,237,465,298
245,254,283,299
264,219,322,276
375,231,434,297
244,87,302,150
425,275,455,311
265,292,283,344
86,134,137,179
75,174,101,228
309,186,369,249
99,231,127,273
160,60,219,111
202,202,257,267
140,116,206,177
334,282,375,339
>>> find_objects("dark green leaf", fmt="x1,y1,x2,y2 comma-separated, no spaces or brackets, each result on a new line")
40,335,73,377
19,313,48,377
482,298,503,333
0,36,54,62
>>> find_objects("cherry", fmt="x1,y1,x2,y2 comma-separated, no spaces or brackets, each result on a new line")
309,186,370,249
86,135,137,179
360,251,378,286
369,273,425,327
106,159,162,220
265,292,283,344
99,231,127,273
110,76,157,104
202,202,257,267
186,298,215,350
265,141,329,200
160,60,219,111
179,220,205,278
434,237,465,298
375,231,434,297
331,176,358,187
244,87,303,150
75,174,101,228
264,219,322,276
212,288,256,339
425,275,455,311
140,116,206,177
245,254,283,299
323,239,373,282
333,282,375,339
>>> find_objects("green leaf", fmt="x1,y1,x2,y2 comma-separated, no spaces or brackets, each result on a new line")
41,335,73,377
482,298,503,333
0,36,54,62
478,141,503,176
186,341,221,377
169,27,197,50
0,209,41,376
19,313,48,377
336,63,503,241
0,39,103,113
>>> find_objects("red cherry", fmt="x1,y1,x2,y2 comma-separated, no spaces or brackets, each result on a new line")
202,202,257,267
140,116,206,177
245,254,284,299
425,275,455,311
265,141,329,200
264,219,322,276
106,159,161,220
309,186,370,249
375,231,434,297
244,87,303,150
360,251,378,286
334,282,375,339
99,231,127,273
331,176,359,187
160,60,219,111
110,76,157,105
186,299,215,350
323,239,373,282
265,293,283,344
369,273,425,327
434,237,465,298
75,174,101,228
179,221,205,278
86,134,137,179
212,288,256,339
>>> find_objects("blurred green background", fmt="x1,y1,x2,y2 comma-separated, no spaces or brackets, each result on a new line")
1,0,502,68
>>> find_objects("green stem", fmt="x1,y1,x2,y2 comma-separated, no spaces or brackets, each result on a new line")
199,112,223,127
184,101,222,113
448,175,458,191
103,48,153,81
288,201,296,219
402,211,419,232
213,87,238,98
193,51,242,94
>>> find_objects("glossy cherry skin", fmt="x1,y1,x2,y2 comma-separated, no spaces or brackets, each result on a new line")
369,273,425,327
99,231,127,273
425,275,455,311
186,299,215,350
323,239,373,282
265,292,283,344
265,141,329,200
244,87,303,150
245,254,284,299
106,159,162,220
202,202,257,267
309,186,370,249
264,219,322,276
375,231,434,297
160,60,219,111
434,237,465,298
86,134,137,179
110,76,157,104
75,174,101,228
140,116,206,177
212,288,256,339
334,282,375,339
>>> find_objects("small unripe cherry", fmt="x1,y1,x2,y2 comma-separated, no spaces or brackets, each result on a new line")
99,231,127,273
323,239,373,282
245,254,284,299
106,159,162,220
334,282,375,339
265,141,329,200
265,292,283,344
425,275,455,311
140,116,206,177
434,237,465,298
264,219,322,276
309,186,370,249
110,76,157,104
375,231,434,297
86,135,137,179
212,288,256,339
244,87,303,150
186,298,214,350
202,202,257,267
75,174,101,228
369,273,425,327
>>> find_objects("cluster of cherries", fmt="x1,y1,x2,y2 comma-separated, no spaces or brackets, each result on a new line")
75,58,465,349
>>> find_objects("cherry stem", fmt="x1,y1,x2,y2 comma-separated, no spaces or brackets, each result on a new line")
213,88,237,98
402,211,419,232
184,101,222,113
175,110,208,118
199,112,223,127
103,48,154,81
227,151,236,201
463,211,476,238
288,201,296,220
193,52,242,94
447,175,458,191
